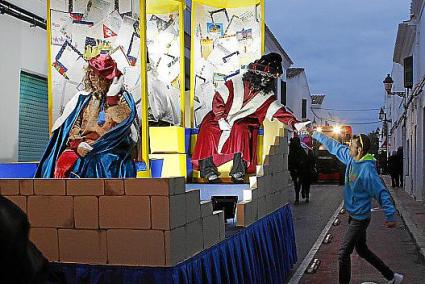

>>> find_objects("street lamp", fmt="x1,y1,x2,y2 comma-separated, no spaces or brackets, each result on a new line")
379,107,392,123
379,107,385,121
383,74,405,97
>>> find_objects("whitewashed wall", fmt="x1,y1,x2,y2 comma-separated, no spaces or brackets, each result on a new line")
0,0,47,162
387,63,404,154
286,71,312,121
395,4,425,201
410,5,425,201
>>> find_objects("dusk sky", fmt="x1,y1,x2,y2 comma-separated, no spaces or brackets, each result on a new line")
266,0,410,133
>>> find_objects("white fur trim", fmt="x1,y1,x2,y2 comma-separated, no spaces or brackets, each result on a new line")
217,130,231,154
215,82,230,103
52,91,90,131
227,76,244,120
227,78,272,125
265,100,283,120
130,124,139,143
217,77,272,151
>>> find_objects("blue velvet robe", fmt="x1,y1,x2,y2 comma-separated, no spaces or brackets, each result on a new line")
35,92,137,178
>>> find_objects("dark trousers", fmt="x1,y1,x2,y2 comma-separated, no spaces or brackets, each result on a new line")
338,217,394,284
398,172,403,187
300,177,311,199
390,174,399,187
291,174,301,201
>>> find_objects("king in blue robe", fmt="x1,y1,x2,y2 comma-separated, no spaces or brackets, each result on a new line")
35,90,138,178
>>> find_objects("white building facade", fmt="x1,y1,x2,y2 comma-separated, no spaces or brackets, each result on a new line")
386,0,425,201
285,68,313,121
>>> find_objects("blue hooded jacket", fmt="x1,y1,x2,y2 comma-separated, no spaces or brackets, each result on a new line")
312,131,396,222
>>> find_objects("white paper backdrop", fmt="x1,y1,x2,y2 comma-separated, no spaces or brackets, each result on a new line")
146,11,181,125
50,0,142,125
192,3,262,127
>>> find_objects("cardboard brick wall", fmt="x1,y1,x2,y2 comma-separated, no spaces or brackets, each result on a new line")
237,132,292,227
0,177,225,267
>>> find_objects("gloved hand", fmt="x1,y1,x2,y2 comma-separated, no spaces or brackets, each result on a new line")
77,142,93,157
294,121,311,132
218,118,231,131
107,76,124,97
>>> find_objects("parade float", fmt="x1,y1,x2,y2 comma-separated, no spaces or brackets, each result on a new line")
0,0,297,282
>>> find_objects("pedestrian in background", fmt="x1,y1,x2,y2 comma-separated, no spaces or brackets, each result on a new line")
396,147,403,187
300,135,316,203
388,151,399,187
289,137,303,204
289,136,315,204
307,126,404,284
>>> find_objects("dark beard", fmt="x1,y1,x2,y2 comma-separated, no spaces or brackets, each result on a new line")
242,70,276,94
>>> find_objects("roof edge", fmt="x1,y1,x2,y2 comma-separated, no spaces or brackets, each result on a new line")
265,24,294,65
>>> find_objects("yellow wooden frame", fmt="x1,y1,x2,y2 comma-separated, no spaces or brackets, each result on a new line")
193,0,262,8
46,0,53,134
190,0,266,128
140,0,149,166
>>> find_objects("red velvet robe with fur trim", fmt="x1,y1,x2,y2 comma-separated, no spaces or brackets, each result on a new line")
192,77,298,173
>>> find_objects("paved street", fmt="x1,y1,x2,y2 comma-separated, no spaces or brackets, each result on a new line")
286,183,425,284
285,184,343,282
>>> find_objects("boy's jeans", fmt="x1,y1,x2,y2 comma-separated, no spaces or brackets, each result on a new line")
338,216,394,284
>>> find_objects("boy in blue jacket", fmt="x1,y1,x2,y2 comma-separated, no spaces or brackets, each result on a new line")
308,127,404,284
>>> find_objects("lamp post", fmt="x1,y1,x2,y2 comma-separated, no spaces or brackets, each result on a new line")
383,74,405,97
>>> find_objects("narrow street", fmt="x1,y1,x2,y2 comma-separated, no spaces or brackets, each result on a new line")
284,184,343,282
286,183,425,284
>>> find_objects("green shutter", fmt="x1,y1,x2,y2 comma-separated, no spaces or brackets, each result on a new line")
18,71,49,162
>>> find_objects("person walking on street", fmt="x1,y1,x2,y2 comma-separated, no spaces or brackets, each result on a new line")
396,147,403,187
307,126,404,284
388,151,399,187
289,137,303,204
300,135,316,203
289,136,315,204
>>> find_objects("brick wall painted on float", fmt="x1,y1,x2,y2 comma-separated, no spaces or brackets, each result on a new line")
0,178,225,267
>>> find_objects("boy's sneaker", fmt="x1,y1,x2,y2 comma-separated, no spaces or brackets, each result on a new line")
388,273,404,284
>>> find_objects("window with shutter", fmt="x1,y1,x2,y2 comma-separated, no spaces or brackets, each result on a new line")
280,80,287,105
404,56,413,89
302,98,307,119
18,71,49,162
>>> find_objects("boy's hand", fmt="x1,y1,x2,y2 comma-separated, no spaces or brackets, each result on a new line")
294,121,311,132
306,124,314,135
384,221,397,228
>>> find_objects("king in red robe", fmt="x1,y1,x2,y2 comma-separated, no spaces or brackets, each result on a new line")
192,53,301,183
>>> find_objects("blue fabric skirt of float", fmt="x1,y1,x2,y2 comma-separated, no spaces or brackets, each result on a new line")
48,205,297,284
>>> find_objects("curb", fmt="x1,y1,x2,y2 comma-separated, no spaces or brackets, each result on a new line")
384,178,425,262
